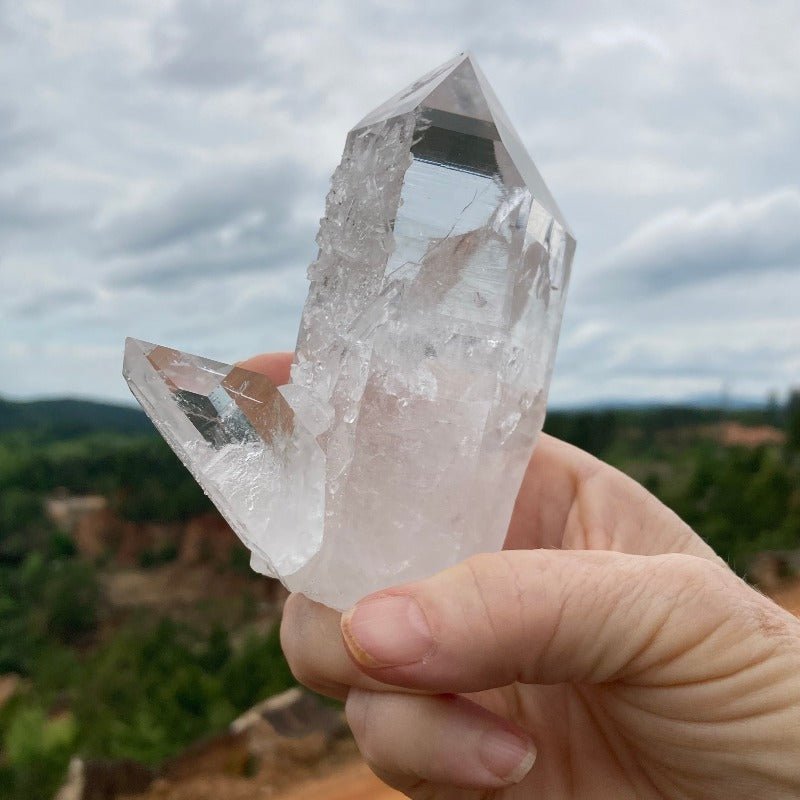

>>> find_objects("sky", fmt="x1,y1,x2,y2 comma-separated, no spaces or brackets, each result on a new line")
1,0,798,407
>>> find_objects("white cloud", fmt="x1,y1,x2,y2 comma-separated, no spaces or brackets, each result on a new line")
151,0,275,90
1,0,798,405
547,155,709,197
566,24,671,63
592,188,800,293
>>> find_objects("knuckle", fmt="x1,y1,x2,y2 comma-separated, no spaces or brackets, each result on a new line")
671,551,732,590
657,553,800,647
458,552,535,684
653,552,738,614
462,554,512,634
462,552,521,613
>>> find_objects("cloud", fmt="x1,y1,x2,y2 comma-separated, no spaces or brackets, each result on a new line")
99,161,317,288
0,1,13,41
151,0,275,90
11,286,96,317
553,318,800,406
591,188,800,296
0,185,85,236
109,231,313,289
0,105,45,165
1,0,799,404
547,155,709,197
99,162,310,256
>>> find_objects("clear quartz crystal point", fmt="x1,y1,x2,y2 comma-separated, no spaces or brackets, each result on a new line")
123,53,576,610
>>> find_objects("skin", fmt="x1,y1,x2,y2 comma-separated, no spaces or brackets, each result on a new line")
243,352,800,800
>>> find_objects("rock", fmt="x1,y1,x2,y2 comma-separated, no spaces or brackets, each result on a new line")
54,758,153,800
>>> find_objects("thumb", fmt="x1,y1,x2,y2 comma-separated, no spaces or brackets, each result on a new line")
340,550,750,693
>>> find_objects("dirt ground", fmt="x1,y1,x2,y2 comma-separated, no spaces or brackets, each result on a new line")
277,761,403,800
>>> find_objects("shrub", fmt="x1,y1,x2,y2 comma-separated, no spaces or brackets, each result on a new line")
2,704,75,800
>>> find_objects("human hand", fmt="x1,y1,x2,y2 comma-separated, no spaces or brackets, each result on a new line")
244,353,800,799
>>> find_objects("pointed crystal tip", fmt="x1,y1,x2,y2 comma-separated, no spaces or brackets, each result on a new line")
352,52,570,234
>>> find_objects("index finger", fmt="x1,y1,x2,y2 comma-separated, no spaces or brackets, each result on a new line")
237,351,293,386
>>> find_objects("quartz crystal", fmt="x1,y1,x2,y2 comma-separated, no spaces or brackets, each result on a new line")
123,53,576,610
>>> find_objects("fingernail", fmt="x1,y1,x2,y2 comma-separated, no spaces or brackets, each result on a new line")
341,594,433,667
478,728,536,784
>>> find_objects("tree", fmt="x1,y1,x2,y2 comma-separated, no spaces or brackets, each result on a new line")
787,389,800,452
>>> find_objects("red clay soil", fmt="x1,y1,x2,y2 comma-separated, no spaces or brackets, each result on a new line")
122,750,402,800
277,761,403,800
708,422,786,447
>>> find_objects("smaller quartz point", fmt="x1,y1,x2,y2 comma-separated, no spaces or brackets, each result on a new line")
123,339,325,578
123,53,576,610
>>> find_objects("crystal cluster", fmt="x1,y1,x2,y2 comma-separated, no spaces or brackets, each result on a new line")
123,53,575,610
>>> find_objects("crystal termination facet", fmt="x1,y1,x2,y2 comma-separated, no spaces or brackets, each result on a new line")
123,53,576,610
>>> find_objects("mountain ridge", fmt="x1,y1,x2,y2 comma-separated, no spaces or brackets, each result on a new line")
0,393,770,441
0,395,152,437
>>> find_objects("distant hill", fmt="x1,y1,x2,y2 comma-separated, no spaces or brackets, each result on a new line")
544,403,779,458
0,390,777,451
0,396,152,438
551,392,768,412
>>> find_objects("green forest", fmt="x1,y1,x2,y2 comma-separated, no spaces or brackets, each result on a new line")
0,394,798,799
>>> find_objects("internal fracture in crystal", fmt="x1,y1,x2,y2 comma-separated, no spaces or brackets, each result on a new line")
123,53,576,610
